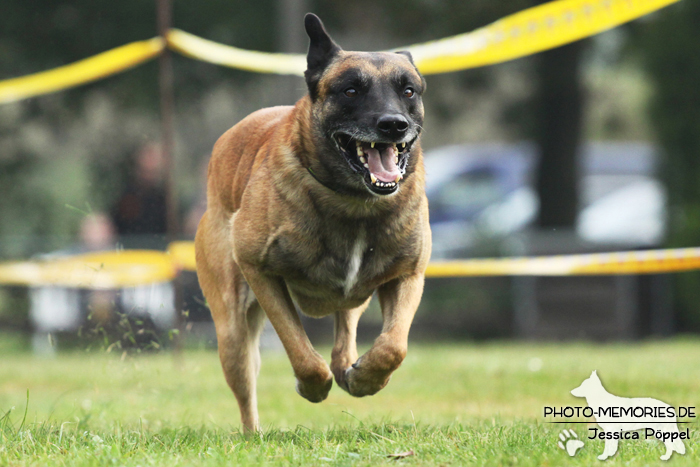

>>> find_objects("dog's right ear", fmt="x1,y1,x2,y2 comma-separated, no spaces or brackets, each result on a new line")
304,13,341,100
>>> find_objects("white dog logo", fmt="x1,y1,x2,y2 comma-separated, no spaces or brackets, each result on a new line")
571,370,686,461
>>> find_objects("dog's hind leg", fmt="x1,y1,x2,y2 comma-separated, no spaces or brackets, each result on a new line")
331,297,371,391
216,292,265,433
196,211,265,432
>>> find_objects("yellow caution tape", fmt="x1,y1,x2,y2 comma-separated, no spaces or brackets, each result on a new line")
167,241,197,271
164,241,700,277
164,0,680,76
0,250,175,289
2,245,700,288
409,0,681,74
0,0,680,101
0,37,164,105
426,247,700,277
166,29,306,76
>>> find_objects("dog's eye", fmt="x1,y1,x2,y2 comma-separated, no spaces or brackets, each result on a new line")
403,87,415,98
344,88,358,97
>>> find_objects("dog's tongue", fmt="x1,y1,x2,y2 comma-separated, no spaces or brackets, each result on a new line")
365,146,400,183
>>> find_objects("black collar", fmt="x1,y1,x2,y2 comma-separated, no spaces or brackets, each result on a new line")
307,167,342,194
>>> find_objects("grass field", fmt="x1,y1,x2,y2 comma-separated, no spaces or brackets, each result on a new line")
1,335,699,466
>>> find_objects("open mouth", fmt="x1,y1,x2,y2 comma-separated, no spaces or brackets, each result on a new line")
333,132,414,195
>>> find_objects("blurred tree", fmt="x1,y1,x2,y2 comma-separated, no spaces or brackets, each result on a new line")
0,0,278,258
634,0,700,331
526,0,588,229
531,39,587,228
0,0,277,106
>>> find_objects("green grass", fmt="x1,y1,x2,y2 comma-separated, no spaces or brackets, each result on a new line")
1,338,699,466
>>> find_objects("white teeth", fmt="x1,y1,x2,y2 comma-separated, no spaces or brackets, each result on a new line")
356,146,363,156
369,177,397,188
359,156,366,164
401,143,406,149
371,142,375,148
395,174,401,183
395,157,399,163
363,163,369,168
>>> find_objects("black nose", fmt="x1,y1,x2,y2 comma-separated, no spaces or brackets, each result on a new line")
377,114,409,137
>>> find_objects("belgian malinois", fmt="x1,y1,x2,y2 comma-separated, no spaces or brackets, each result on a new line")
195,13,430,432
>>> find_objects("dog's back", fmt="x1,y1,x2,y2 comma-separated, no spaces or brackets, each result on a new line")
207,105,294,216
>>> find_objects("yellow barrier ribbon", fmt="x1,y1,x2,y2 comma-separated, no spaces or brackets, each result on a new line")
165,0,681,76
0,250,175,289
0,0,680,101
409,0,681,74
163,243,700,277
0,37,164,105
426,247,700,277
167,241,197,271
2,245,700,288
166,29,306,76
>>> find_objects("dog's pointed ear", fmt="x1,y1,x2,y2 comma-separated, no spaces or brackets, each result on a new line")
591,370,598,379
396,50,427,92
395,50,415,65
304,13,341,100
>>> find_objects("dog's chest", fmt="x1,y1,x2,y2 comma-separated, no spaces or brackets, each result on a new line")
263,222,397,300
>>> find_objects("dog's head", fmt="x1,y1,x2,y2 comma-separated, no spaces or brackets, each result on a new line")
303,13,426,197
571,370,602,398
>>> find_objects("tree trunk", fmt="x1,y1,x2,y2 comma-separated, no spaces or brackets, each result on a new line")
533,40,586,228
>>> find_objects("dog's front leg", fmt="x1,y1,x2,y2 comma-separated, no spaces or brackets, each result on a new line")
598,436,618,460
342,274,424,397
331,298,371,390
239,264,333,403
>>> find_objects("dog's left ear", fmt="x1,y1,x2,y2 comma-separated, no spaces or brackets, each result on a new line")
395,50,415,65
304,13,341,100
396,50,427,92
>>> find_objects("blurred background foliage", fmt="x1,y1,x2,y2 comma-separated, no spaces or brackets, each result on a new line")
633,0,700,330
0,0,699,334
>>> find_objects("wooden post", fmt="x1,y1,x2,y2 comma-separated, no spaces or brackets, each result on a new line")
157,0,178,239
156,0,183,358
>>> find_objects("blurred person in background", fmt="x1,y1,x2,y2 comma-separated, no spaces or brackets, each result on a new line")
110,141,174,338
111,142,168,249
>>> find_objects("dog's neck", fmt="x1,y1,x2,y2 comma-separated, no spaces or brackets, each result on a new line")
306,165,341,194
582,382,613,409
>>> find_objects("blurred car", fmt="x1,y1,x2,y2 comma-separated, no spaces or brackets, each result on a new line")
424,142,665,259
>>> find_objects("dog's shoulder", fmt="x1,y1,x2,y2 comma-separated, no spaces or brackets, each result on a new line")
207,106,294,214
214,105,294,159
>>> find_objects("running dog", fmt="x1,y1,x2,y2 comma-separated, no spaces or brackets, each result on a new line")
195,13,430,432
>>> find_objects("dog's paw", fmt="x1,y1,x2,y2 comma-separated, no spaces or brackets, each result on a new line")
295,374,333,403
340,359,392,397
557,429,584,457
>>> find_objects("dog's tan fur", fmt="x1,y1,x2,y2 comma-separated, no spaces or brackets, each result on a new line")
195,15,430,432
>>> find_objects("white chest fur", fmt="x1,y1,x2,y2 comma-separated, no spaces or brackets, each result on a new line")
343,229,366,297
